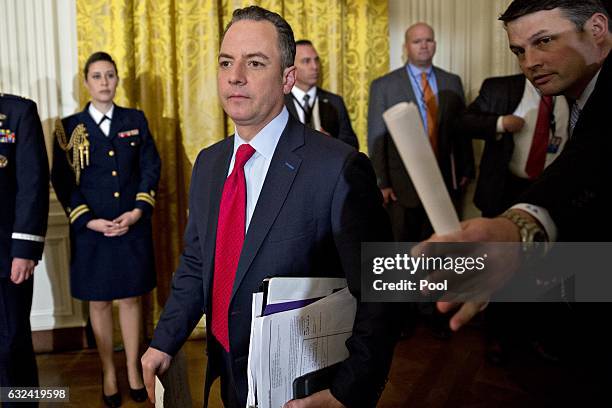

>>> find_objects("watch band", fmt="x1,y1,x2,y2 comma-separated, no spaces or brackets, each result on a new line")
500,210,548,243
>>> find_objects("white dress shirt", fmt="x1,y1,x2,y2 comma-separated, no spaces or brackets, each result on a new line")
229,107,288,232
290,86,322,130
88,103,114,137
495,80,569,178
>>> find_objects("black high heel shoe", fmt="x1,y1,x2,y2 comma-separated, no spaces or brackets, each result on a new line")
102,391,122,408
129,386,148,403
101,372,122,407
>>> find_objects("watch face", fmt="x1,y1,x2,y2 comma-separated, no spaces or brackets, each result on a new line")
532,229,548,242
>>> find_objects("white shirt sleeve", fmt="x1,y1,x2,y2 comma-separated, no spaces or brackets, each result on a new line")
511,203,558,242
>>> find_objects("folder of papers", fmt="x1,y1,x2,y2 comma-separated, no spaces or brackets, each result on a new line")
246,277,356,408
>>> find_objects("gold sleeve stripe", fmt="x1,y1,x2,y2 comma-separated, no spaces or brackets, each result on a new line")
69,206,90,224
69,204,88,216
136,192,156,207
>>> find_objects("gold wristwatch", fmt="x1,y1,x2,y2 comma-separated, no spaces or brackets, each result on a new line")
500,209,548,243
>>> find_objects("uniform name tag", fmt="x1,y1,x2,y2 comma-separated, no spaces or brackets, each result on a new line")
118,129,139,138
0,129,16,143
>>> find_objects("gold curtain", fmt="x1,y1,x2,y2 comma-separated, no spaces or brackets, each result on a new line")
76,0,388,325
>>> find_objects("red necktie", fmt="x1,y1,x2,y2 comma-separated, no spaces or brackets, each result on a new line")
525,95,553,179
211,143,256,352
421,72,438,155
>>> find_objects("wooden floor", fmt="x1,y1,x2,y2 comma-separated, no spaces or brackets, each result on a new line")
36,323,609,407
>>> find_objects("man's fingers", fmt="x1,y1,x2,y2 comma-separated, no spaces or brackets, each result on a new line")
448,302,485,331
142,357,157,403
10,269,25,284
437,301,458,314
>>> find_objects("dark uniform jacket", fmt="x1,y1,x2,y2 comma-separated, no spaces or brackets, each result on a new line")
51,103,161,300
0,94,49,278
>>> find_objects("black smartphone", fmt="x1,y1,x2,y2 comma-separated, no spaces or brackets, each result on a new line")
292,363,341,399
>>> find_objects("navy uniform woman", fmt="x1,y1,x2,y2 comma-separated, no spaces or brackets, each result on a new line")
51,52,161,407
0,94,49,407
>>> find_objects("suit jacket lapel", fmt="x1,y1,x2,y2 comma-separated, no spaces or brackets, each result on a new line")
231,117,304,299
202,139,234,283
399,67,417,105
433,67,448,126
108,105,126,141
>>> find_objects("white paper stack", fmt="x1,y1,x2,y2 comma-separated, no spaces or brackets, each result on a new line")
246,277,355,408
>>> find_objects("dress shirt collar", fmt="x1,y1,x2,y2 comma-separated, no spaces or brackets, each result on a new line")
291,86,317,107
233,107,288,161
575,68,601,110
88,103,114,123
407,63,434,77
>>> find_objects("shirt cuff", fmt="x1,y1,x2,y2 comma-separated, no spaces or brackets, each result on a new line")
511,203,558,242
496,116,505,133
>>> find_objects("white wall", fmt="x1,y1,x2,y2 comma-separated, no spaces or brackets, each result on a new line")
0,0,85,330
388,0,520,101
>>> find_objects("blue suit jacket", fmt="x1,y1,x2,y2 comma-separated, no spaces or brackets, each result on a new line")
0,95,49,278
151,115,400,407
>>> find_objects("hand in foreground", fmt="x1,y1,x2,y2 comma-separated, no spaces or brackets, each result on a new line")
11,258,36,284
141,347,173,404
502,115,525,133
415,216,522,331
380,188,397,205
284,389,345,408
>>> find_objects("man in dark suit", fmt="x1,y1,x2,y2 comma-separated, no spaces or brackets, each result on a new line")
425,0,612,330
368,22,474,242
461,74,569,218
0,94,49,405
285,40,359,149
459,74,571,364
142,6,399,408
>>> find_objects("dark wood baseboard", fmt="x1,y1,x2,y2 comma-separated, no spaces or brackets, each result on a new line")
32,326,89,353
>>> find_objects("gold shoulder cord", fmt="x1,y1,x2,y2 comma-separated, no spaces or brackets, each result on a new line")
55,119,90,185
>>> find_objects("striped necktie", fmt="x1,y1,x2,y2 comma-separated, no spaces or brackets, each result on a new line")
568,101,580,139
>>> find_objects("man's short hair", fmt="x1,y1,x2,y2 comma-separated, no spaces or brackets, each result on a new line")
223,6,296,71
295,39,313,47
500,0,611,32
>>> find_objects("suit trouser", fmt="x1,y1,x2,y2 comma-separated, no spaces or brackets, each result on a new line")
0,277,38,408
385,202,433,242
206,334,242,408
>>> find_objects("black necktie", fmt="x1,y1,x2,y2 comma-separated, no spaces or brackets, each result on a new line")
97,115,109,126
302,94,312,127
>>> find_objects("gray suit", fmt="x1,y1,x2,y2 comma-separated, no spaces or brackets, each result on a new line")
367,65,474,240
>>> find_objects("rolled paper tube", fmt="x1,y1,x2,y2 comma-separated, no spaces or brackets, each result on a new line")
382,101,461,235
